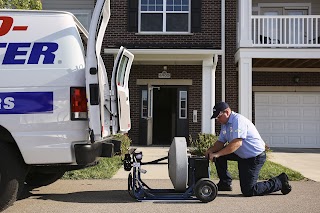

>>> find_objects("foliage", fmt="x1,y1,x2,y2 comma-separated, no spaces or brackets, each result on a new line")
189,133,219,156
0,0,42,10
113,134,132,157
62,156,122,179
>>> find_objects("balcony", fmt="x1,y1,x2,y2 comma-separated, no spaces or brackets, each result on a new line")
251,15,320,47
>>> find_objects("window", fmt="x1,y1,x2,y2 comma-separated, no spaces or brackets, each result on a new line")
117,56,129,87
179,91,187,119
67,10,92,30
139,0,190,33
141,90,148,118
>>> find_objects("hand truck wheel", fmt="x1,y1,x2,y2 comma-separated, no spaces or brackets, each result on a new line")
194,178,218,203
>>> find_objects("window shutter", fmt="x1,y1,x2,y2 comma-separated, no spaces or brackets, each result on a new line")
127,0,138,32
191,0,202,33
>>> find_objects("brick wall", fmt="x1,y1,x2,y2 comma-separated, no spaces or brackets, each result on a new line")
104,57,203,144
127,65,203,144
105,0,221,49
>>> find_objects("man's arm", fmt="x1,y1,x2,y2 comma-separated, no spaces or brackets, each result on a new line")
208,138,242,161
205,141,225,157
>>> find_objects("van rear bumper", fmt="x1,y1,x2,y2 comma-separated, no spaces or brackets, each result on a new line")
74,139,121,165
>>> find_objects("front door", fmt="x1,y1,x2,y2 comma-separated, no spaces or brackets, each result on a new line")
139,86,188,145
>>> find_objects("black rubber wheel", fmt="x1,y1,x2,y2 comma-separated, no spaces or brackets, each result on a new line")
0,143,27,212
25,171,65,188
194,178,218,203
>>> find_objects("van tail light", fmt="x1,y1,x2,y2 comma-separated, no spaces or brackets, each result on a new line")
71,87,88,120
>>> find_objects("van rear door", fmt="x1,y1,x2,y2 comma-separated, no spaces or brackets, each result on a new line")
85,0,134,141
111,47,134,134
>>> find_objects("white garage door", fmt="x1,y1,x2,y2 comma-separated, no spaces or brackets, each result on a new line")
255,92,320,148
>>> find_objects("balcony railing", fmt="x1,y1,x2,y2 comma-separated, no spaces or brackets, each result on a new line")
252,15,320,47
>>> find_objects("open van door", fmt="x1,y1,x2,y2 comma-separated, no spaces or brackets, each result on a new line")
111,47,134,134
85,0,111,141
85,0,134,141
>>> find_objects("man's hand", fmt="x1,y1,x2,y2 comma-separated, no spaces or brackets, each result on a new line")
208,152,220,162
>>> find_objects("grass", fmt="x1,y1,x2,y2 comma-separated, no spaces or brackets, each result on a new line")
61,155,305,181
62,156,123,179
209,160,305,181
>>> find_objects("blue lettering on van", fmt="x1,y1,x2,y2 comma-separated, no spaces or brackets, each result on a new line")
0,92,53,114
0,42,58,65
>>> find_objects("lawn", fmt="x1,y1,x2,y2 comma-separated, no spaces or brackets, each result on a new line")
62,155,305,181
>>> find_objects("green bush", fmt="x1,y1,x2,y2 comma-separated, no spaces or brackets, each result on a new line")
113,134,132,156
189,133,219,156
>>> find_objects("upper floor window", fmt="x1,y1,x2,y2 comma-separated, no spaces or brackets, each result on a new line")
128,0,201,33
140,0,190,33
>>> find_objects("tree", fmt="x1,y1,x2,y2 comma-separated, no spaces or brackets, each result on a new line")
0,0,42,10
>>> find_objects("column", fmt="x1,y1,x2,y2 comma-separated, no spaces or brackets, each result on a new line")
238,0,252,47
202,56,215,134
238,57,252,121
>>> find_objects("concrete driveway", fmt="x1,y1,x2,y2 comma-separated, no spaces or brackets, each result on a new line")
4,179,320,213
269,148,320,182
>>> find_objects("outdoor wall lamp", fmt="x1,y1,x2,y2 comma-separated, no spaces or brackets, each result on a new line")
293,76,300,83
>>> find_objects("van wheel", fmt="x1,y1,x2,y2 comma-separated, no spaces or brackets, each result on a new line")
25,171,65,188
0,143,27,212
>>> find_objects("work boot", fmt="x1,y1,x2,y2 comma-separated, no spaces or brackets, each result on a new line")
277,173,292,195
217,183,232,191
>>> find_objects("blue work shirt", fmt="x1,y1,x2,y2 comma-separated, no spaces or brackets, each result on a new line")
218,111,265,159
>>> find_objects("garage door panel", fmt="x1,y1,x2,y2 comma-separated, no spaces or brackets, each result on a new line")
287,96,300,104
288,136,301,145
287,123,301,131
303,96,317,104
255,92,320,148
287,108,301,117
271,95,286,104
304,136,317,145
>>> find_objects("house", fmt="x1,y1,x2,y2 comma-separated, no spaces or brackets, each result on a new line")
43,0,320,149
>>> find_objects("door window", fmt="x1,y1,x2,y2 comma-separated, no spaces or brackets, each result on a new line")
179,91,187,119
141,90,148,118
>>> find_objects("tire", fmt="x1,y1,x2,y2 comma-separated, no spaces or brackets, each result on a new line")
25,171,65,188
0,143,27,212
194,178,218,203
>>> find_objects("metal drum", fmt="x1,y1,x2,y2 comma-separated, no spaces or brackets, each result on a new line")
168,137,188,191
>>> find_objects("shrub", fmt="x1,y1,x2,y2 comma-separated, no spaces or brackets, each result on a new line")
113,134,132,156
189,133,219,156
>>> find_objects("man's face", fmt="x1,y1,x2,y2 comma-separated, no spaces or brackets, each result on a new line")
215,110,229,124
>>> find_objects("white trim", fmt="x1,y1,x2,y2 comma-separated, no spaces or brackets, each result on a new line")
235,48,320,63
221,0,226,101
253,68,320,72
253,86,320,92
105,48,223,55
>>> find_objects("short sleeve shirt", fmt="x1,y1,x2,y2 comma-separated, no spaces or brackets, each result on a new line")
218,111,265,159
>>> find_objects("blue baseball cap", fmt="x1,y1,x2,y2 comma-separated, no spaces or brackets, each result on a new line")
211,102,230,119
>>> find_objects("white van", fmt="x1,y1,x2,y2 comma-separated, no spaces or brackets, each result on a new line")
0,0,133,211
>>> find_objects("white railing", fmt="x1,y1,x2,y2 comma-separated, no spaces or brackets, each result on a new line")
252,15,320,47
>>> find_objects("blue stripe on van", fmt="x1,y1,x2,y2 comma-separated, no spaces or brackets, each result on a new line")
0,92,53,114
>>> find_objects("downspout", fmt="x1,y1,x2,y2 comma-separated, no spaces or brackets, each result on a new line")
221,0,226,101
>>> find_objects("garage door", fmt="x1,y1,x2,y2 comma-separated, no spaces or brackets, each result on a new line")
255,92,320,148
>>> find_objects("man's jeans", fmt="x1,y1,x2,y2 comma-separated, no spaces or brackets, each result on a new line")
215,152,282,196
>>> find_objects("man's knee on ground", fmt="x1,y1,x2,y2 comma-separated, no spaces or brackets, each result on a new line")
241,187,254,197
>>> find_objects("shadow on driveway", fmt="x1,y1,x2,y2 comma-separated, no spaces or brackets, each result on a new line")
20,189,135,203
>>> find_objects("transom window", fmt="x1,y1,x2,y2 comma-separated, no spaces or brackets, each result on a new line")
139,0,190,33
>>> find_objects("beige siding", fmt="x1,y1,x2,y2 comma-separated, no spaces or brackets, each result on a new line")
253,0,320,15
42,0,95,10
